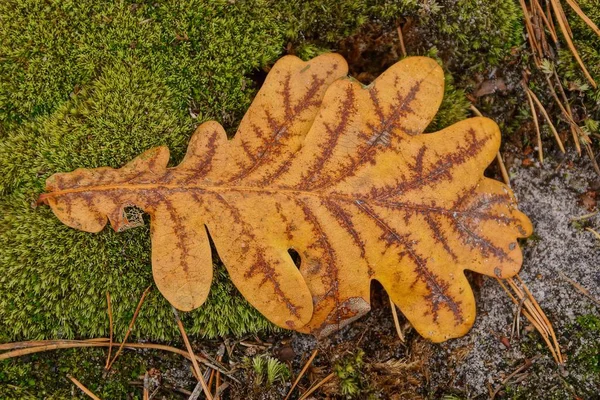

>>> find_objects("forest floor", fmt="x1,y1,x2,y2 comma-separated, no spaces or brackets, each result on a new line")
1,0,599,399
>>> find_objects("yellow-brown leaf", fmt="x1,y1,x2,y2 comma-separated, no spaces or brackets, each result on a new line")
38,55,532,341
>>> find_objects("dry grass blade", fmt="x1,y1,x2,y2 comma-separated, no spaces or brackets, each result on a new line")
550,0,597,88
284,348,319,400
559,271,600,306
172,307,213,400
298,372,335,400
543,73,583,154
496,276,563,364
390,297,405,342
105,291,113,369
524,86,566,153
564,0,600,38
67,374,102,400
524,88,544,163
107,285,152,370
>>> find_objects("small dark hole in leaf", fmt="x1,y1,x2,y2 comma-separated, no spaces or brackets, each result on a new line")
288,248,301,268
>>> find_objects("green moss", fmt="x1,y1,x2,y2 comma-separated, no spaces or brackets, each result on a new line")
334,349,371,398
0,347,188,399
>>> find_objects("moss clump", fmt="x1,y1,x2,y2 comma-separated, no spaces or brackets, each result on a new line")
0,348,191,399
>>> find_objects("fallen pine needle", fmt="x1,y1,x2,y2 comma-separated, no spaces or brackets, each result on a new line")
284,348,319,400
524,88,544,163
570,211,598,221
67,374,101,400
390,297,405,342
172,307,213,400
105,291,113,369
107,285,152,370
496,275,563,364
564,0,600,38
524,86,566,153
559,271,600,306
0,339,232,377
585,227,600,241
298,372,335,400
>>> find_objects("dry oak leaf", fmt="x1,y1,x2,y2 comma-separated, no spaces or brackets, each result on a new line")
38,54,532,342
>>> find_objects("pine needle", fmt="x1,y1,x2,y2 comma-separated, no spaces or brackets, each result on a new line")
67,374,102,400
524,88,544,163
105,291,113,370
298,372,335,400
564,0,600,38
107,285,152,370
524,86,566,153
549,0,597,88
172,306,213,400
285,348,319,400
390,297,405,342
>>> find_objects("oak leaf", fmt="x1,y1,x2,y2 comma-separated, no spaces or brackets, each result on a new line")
38,54,532,342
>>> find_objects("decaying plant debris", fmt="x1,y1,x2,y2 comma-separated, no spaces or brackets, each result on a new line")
38,54,532,342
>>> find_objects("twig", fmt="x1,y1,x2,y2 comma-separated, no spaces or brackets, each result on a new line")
549,0,597,88
105,291,113,370
524,88,544,163
533,0,558,42
284,348,319,400
389,298,405,342
519,0,543,65
67,374,102,400
188,381,204,400
172,307,213,400
559,271,600,306
107,285,152,370
298,373,335,400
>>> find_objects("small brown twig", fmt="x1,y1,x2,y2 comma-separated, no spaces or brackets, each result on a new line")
284,348,319,400
172,307,213,400
67,374,102,400
298,372,335,400
105,291,113,370
107,285,152,370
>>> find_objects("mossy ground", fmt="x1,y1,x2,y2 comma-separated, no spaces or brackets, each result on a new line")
1,0,599,398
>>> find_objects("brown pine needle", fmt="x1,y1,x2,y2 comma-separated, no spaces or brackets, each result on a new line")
107,285,152,370
524,86,566,153
519,0,543,64
585,227,600,241
497,151,511,187
469,104,511,186
550,0,597,88
285,348,319,400
564,0,600,38
298,372,335,400
496,275,563,364
525,88,544,163
533,0,558,42
0,339,232,377
172,307,213,400
559,271,600,306
67,374,102,400
143,371,150,400
105,291,113,370
389,298,405,342
396,23,407,58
